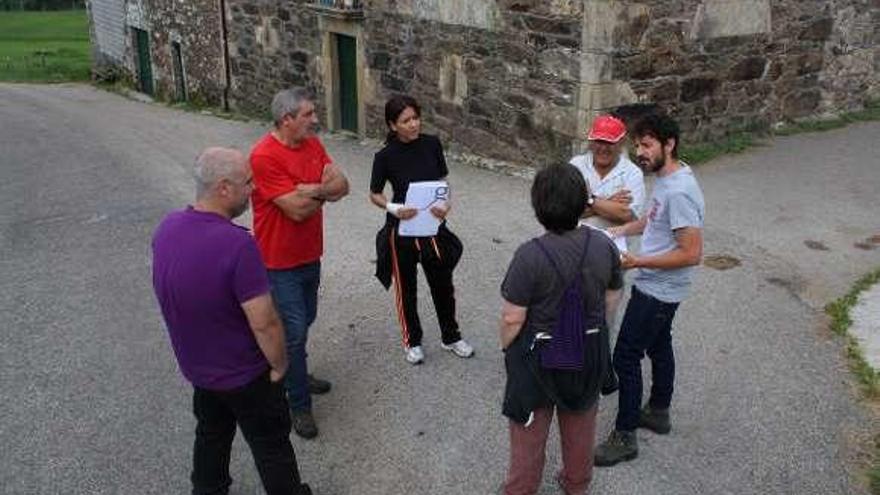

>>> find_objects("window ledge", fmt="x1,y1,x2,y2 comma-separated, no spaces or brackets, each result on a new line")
307,1,364,20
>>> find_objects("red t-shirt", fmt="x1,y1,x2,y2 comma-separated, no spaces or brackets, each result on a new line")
250,133,331,269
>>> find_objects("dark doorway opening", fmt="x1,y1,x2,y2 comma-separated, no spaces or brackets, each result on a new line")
132,27,153,95
334,33,357,133
171,42,186,102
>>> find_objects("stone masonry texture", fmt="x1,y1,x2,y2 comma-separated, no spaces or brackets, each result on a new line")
91,0,879,168
145,0,227,105
226,0,324,119
362,1,585,165
612,0,879,141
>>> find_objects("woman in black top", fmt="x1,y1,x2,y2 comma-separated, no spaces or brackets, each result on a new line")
369,95,474,365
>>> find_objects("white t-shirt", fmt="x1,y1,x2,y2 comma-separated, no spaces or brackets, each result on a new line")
569,152,646,250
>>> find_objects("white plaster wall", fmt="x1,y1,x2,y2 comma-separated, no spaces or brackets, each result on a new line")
89,0,126,62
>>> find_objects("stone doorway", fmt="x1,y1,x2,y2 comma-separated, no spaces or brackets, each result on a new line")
317,11,365,137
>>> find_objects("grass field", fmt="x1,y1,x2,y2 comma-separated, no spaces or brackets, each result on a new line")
0,9,91,82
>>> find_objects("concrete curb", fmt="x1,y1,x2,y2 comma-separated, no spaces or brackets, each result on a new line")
851,283,880,372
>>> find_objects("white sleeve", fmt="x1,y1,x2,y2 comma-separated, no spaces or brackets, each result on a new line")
568,154,590,182
626,166,647,219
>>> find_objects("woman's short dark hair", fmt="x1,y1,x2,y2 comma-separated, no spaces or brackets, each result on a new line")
531,164,590,234
384,94,421,142
632,113,681,158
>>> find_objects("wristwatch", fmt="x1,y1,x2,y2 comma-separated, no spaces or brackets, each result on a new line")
586,193,595,207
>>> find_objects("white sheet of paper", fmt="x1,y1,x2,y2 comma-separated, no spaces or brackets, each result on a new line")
398,181,449,237
612,235,628,254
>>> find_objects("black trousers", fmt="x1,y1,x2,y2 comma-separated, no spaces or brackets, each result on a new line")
191,371,310,495
389,231,461,347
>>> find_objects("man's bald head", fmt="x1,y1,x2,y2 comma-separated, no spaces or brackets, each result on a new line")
193,147,248,199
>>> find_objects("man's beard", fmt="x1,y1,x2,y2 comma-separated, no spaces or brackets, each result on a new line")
638,155,665,173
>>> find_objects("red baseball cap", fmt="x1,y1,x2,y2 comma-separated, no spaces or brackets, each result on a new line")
587,115,627,143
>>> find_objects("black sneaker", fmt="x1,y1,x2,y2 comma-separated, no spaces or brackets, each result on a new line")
594,430,638,467
639,405,671,434
307,374,331,395
291,410,318,439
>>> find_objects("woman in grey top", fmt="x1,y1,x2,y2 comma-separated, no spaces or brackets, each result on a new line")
499,163,623,495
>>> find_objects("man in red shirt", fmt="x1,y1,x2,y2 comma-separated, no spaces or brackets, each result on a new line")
250,88,349,439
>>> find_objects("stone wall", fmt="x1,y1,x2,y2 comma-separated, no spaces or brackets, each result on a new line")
225,0,324,118
363,1,584,165
819,0,880,110
144,0,226,105
605,0,879,141
94,0,878,167
220,0,589,164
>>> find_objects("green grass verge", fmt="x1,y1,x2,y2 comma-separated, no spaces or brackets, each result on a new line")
825,268,880,398
680,132,758,165
0,10,91,82
169,100,254,123
824,268,880,494
94,78,256,123
679,100,880,166
774,100,880,136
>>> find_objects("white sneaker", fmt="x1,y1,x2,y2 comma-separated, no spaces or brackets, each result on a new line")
441,339,474,358
405,345,424,365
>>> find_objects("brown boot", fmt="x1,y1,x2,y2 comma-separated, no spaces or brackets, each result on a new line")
639,405,671,434
594,430,638,467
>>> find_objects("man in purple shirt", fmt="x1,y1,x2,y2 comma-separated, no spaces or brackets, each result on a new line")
152,147,311,495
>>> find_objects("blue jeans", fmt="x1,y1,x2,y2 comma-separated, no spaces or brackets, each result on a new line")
268,262,320,412
613,285,680,431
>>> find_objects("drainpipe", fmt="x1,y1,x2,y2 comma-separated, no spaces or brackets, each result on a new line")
219,0,232,111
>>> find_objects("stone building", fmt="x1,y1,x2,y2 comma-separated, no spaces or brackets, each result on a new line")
86,0,228,105
87,0,879,167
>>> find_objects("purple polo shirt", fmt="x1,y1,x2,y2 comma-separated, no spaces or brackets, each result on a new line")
152,207,270,390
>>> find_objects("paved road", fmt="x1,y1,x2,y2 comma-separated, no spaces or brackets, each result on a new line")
1,83,877,495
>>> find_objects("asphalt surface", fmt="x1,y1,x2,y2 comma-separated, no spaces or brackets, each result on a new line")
0,83,877,495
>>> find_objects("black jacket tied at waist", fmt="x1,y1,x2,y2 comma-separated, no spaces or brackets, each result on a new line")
374,221,463,290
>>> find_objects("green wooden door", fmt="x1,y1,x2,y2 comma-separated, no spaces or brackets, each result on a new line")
133,28,153,95
336,34,358,132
